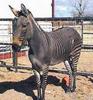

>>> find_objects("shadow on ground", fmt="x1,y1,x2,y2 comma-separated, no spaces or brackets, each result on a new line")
0,75,65,100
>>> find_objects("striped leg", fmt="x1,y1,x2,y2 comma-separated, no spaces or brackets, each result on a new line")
64,60,73,92
33,69,41,100
70,43,82,92
33,65,48,100
71,51,81,92
68,57,76,92
41,65,48,100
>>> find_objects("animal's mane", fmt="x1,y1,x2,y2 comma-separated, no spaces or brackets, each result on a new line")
28,10,45,32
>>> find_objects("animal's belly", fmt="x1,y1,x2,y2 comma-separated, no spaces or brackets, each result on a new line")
50,57,64,66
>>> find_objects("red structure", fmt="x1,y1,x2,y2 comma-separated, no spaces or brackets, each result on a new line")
0,51,26,60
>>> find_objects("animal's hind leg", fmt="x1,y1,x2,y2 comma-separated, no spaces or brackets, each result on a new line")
64,60,74,92
71,52,81,92
68,57,76,92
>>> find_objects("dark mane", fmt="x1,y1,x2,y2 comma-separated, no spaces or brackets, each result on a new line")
28,10,45,32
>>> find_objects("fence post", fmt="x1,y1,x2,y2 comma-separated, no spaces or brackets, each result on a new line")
12,19,18,72
12,51,18,72
81,20,83,43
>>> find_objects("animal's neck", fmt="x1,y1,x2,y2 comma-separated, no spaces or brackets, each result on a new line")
32,20,41,35
29,14,45,39
27,14,50,58
28,13,42,34
28,14,46,46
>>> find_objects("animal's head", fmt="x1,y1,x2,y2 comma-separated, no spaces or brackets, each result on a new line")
9,4,32,51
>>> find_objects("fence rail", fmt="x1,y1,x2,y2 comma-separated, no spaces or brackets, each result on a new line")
0,16,93,21
0,17,92,75
0,17,93,46
0,60,93,77
35,17,93,21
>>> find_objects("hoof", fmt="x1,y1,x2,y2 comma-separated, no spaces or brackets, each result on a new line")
65,87,75,93
70,88,75,92
65,86,71,93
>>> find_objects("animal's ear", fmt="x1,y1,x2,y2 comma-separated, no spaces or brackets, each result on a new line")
9,5,19,17
21,3,29,17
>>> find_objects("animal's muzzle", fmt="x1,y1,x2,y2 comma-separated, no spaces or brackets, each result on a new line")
13,36,23,46
12,44,21,52
12,36,24,52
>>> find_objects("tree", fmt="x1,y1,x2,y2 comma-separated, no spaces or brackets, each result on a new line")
72,0,88,17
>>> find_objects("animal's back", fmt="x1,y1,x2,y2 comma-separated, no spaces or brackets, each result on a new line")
47,27,82,65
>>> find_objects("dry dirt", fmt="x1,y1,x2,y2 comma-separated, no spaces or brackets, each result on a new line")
0,51,93,100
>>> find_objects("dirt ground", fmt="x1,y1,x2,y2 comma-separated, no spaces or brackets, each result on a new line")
0,51,93,100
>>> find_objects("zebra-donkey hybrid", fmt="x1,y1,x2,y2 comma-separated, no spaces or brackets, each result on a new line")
9,4,82,100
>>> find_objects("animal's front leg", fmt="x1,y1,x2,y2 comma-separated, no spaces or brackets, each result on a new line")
29,55,48,100
33,66,48,100
41,65,48,100
33,69,41,100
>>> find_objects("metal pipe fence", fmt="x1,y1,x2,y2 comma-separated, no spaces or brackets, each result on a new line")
0,17,92,72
